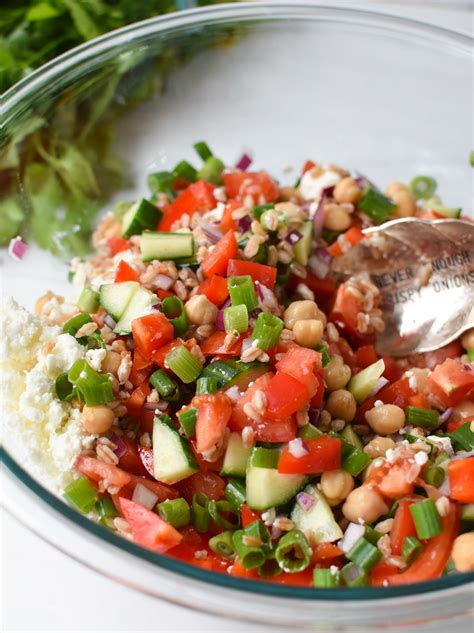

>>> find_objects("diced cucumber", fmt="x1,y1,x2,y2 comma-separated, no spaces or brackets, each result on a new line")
348,358,385,404
122,198,163,238
152,417,198,485
291,484,343,544
220,432,252,478
225,362,270,391
293,220,313,266
341,425,364,451
114,286,155,335
297,423,323,440
246,449,306,510
99,281,139,321
140,231,194,262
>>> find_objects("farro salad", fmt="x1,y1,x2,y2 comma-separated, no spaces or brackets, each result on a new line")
3,143,474,589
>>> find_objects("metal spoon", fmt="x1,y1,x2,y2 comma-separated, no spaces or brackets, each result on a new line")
331,218,474,356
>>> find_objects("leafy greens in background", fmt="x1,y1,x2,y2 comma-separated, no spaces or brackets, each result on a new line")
0,0,236,257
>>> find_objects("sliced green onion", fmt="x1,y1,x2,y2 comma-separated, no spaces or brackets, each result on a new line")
198,156,225,185
347,537,381,572
258,555,282,578
55,372,76,402
405,406,440,428
157,498,191,528
341,562,369,587
253,203,274,219
227,275,258,311
297,423,323,440
68,359,114,406
358,188,395,224
162,296,188,337
165,345,202,384
208,531,235,558
95,497,118,523
225,479,246,511
232,530,267,569
364,524,383,545
147,171,175,194
173,160,197,182
191,493,210,532
208,500,241,530
63,477,98,514
260,208,287,231
314,567,340,588
316,344,331,367
250,447,280,469
77,286,100,313
342,447,371,477
449,422,474,451
410,498,442,540
63,312,93,343
423,464,445,488
224,304,249,334
402,535,423,563
177,407,198,438
193,141,213,162
409,176,437,199
251,312,284,350
275,529,312,573
201,360,241,385
196,376,219,395
149,369,179,399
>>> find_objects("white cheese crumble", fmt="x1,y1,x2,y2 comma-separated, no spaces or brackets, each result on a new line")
298,168,341,201
385,448,397,463
414,451,429,466
85,347,106,372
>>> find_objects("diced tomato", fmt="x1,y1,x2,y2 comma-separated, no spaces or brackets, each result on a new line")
220,199,240,233
241,505,260,528
170,540,229,572
107,235,129,256
192,393,233,454
382,355,404,382
229,561,314,586
114,260,138,283
153,338,185,368
120,474,178,504
426,358,474,407
408,392,431,409
312,543,344,561
275,345,322,397
278,436,341,474
137,446,155,479
302,160,316,174
448,457,474,503
370,560,400,587
177,471,226,504
201,230,237,278
227,259,277,290
378,460,421,500
333,338,357,370
156,289,174,301
140,410,156,435
355,345,378,369
158,180,215,232
119,497,182,553
328,226,365,257
288,273,337,306
310,371,325,409
75,455,131,488
387,503,459,585
418,209,446,220
126,381,151,417
447,416,474,433
223,171,279,204
355,377,415,422
132,313,174,361
200,331,243,356
188,180,216,211
132,349,154,373
265,372,310,419
129,366,150,388
118,437,148,476
390,500,417,555
330,283,362,338
422,340,463,370
197,275,229,306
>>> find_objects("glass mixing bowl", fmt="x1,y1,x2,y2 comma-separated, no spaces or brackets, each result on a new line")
1,3,473,630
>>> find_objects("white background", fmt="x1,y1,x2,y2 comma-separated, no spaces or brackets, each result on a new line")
2,2,472,632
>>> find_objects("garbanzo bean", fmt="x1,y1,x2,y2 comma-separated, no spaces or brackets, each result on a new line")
364,436,396,459
323,204,352,231
461,328,474,351
324,356,351,391
102,350,121,375
326,389,357,422
451,533,474,573
333,177,362,205
342,485,389,524
293,319,324,348
81,405,115,434
185,294,217,325
320,469,354,506
283,300,319,329
365,403,405,435
386,182,417,218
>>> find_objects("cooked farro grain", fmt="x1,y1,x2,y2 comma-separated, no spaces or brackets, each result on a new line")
96,443,118,465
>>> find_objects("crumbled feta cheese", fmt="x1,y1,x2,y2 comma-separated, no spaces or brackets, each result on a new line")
404,370,418,391
427,435,454,457
86,347,106,372
414,451,428,466
329,565,339,576
386,448,397,463
298,168,341,201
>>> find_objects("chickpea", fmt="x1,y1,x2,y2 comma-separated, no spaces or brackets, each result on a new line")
324,356,351,391
386,181,408,198
365,404,405,435
342,485,389,524
317,309,327,328
323,204,352,232
326,389,357,422
385,182,417,218
451,399,474,421
81,405,115,434
451,533,474,573
320,469,354,506
364,436,396,459
293,319,324,348
334,177,362,205
283,300,319,329
461,328,474,351
185,294,217,325
102,350,121,375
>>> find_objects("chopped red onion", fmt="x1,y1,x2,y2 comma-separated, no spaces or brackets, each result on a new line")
8,236,28,261
143,401,168,412
321,185,335,198
354,172,380,192
248,308,262,319
225,385,241,403
152,302,162,310
296,491,315,512
241,337,253,354
437,477,450,497
237,214,252,232
255,281,265,301
219,297,232,310
153,274,174,291
308,407,321,425
235,153,252,171
195,216,223,244
312,197,326,238
369,377,389,397
104,315,117,329
452,449,474,460
308,248,331,279
285,230,303,245
339,522,365,553
132,483,159,510
438,408,453,426
462,363,473,372
288,437,309,458
216,309,226,331
110,434,127,459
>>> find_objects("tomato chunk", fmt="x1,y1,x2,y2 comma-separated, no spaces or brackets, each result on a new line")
132,313,174,361
227,259,277,290
264,371,310,419
275,345,322,397
178,471,226,503
200,331,243,356
426,358,474,407
278,436,341,474
241,505,261,528
119,497,182,553
448,457,474,503
75,455,131,489
223,171,279,204
192,393,233,454
197,274,229,306
201,230,238,277
390,499,417,556
220,199,240,233
114,260,138,283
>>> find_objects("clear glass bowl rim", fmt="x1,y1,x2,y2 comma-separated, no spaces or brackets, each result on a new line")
1,1,473,602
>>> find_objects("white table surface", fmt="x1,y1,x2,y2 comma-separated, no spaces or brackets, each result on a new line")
2,2,472,632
